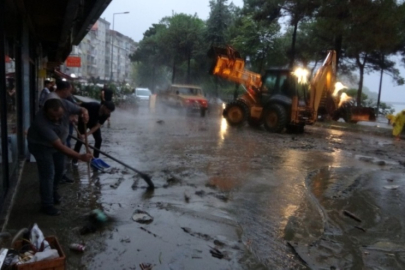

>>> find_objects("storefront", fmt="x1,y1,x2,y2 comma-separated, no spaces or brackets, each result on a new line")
0,0,111,212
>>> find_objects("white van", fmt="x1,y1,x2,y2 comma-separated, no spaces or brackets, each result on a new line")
134,87,152,102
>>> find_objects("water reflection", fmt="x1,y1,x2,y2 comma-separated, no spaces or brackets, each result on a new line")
219,117,228,143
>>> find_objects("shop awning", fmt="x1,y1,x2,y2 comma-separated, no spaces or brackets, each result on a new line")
5,0,112,66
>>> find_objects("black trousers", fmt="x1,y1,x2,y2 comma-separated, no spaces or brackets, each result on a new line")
73,124,102,158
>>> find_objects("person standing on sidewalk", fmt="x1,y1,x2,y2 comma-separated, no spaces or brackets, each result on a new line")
100,84,113,104
100,85,113,125
72,101,115,166
38,79,52,108
28,98,92,216
47,81,84,183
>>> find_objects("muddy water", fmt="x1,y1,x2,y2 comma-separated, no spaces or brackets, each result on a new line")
9,106,405,269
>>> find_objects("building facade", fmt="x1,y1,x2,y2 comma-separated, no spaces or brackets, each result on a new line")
1,0,111,214
61,19,137,84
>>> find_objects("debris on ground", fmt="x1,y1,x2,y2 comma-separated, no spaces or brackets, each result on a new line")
359,157,374,163
139,227,158,238
195,190,205,197
354,226,366,232
343,210,362,223
209,247,224,259
110,177,124,189
140,263,153,270
184,190,190,203
156,120,164,124
79,209,109,235
209,246,230,260
79,223,97,235
132,210,153,224
383,185,399,190
120,237,131,243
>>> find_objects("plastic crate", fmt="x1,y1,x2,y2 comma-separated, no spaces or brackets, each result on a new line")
12,236,66,270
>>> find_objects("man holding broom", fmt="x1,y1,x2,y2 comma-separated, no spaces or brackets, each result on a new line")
72,101,115,166
28,96,92,216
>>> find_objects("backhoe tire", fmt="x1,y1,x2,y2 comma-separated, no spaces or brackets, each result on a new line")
263,104,287,133
223,100,248,126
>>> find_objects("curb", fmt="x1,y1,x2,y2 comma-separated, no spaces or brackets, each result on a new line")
313,122,405,140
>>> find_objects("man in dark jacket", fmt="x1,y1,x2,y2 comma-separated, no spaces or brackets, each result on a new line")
72,101,115,165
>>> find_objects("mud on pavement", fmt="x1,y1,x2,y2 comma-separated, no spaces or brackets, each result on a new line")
5,106,405,269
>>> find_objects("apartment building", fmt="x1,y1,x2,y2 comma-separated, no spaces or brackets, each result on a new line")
61,18,137,84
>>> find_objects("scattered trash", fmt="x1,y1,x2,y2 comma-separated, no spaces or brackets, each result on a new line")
120,237,131,243
108,168,120,174
181,227,213,242
208,246,230,260
343,210,362,223
140,263,153,270
354,226,366,232
139,227,158,238
110,177,124,189
132,210,153,224
359,157,373,163
195,190,205,197
184,191,190,203
209,247,224,259
79,223,97,235
384,185,399,190
90,209,109,223
69,243,86,252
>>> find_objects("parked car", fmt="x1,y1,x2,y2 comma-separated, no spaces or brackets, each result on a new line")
158,84,208,117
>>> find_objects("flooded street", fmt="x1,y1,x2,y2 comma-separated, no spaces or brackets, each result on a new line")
7,106,405,269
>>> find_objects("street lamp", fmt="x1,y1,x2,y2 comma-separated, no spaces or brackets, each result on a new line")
110,11,129,82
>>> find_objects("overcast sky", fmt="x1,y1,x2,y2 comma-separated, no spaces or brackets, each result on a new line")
101,0,405,109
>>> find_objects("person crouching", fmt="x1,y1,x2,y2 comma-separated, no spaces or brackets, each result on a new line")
72,101,115,165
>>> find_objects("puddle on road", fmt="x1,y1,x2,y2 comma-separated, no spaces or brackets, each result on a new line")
281,166,405,269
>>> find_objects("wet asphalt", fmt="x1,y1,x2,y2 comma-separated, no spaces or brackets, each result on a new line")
4,104,405,270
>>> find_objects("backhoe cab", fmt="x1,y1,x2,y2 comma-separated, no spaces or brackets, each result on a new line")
208,46,375,133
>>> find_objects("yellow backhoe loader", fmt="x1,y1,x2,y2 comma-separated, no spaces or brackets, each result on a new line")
208,46,375,132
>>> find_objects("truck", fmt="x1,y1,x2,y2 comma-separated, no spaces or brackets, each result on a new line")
208,46,375,132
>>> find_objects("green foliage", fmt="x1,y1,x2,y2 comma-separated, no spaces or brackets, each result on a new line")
206,0,233,45
130,0,405,104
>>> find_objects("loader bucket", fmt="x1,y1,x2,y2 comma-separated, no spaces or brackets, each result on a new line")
349,107,376,122
208,46,262,89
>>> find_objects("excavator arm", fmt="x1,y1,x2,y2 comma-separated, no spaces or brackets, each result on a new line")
308,50,337,122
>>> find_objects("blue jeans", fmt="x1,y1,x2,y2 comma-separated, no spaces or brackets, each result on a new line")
28,143,65,206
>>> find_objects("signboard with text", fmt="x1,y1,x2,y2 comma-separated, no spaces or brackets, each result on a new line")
66,56,81,67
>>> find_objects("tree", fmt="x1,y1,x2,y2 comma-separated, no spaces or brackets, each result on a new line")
206,0,233,46
130,24,171,90
243,0,319,67
316,0,405,107
160,13,205,84
228,14,281,73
